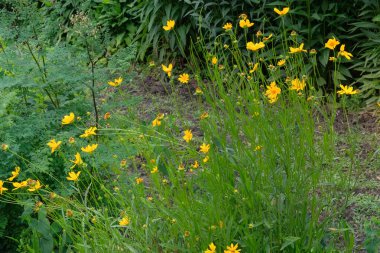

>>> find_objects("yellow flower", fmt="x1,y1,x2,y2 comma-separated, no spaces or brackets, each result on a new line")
289,43,307,53
325,37,340,50
277,59,286,66
151,166,158,174
239,13,247,20
152,118,161,127
68,137,75,144
205,242,216,253
203,156,209,163
12,180,28,191
162,64,173,77
290,78,306,91
254,145,263,151
195,87,203,95
239,19,254,28
246,41,265,51
224,243,241,253
265,82,281,103
256,30,263,37
80,126,97,138
8,166,20,181
66,209,74,217
119,216,130,226
47,139,62,153
200,112,209,120
67,171,81,181
178,73,190,84
337,84,359,95
337,44,353,60
81,144,98,153
62,112,75,125
192,160,199,169
28,180,42,192
183,129,193,143
135,177,144,184
104,112,111,120
1,144,9,151
200,143,210,154
178,164,185,171
249,63,259,73
70,152,83,169
263,33,273,42
0,180,8,194
274,7,290,16
329,57,337,62
223,23,233,31
108,77,123,87
211,56,218,65
163,20,175,31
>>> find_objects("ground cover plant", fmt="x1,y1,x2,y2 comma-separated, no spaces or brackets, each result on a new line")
0,1,379,253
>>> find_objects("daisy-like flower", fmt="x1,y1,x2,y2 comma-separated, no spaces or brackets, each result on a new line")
151,166,158,174
211,56,218,65
162,64,173,77
223,23,233,31
274,7,290,16
108,77,123,87
290,78,306,91
81,144,98,154
246,41,265,51
8,166,20,181
152,118,161,127
62,112,75,125
70,152,83,169
0,180,8,194
178,73,190,84
135,177,144,184
12,180,28,191
192,160,199,169
337,84,359,95
80,126,97,138
265,82,281,103
239,19,254,28
67,171,81,181
178,164,185,171
205,242,216,253
224,243,241,253
200,143,210,154
183,129,193,143
195,87,203,95
68,137,75,144
28,180,42,192
277,59,286,66
104,112,111,120
47,139,62,153
119,216,130,226
289,43,307,54
249,63,259,73
200,112,209,120
163,20,175,31
325,37,340,50
337,44,353,60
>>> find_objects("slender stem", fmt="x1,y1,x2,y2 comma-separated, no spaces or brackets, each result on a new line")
85,40,99,128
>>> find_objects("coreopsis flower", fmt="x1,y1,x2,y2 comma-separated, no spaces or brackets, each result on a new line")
80,126,97,138
1,144,9,151
337,84,359,95
254,145,263,151
184,231,190,237
200,143,210,154
329,57,337,62
81,144,98,153
249,63,259,73
263,33,273,42
224,243,241,253
68,137,75,144
108,77,123,87
47,139,62,153
290,78,306,91
211,56,218,65
62,112,75,125
246,41,265,51
223,23,233,31
239,13,248,20
274,7,290,16
162,64,173,77
203,156,209,163
104,112,111,120
265,82,281,103
277,59,286,66
192,160,199,169
205,242,216,253
0,180,8,194
289,43,307,53
152,118,161,127
120,159,127,166
119,216,130,226
70,153,83,169
256,30,263,37
66,209,74,217
325,37,340,50
135,177,144,184
178,164,185,171
151,166,158,174
28,180,42,192
178,73,190,84
12,180,28,191
239,19,254,28
337,44,353,60
195,87,203,95
67,171,81,181
183,129,193,143
200,112,209,120
8,166,20,181
163,20,175,31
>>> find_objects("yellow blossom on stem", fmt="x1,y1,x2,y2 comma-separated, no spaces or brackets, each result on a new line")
274,7,290,16
104,112,111,120
224,243,241,253
183,129,193,143
200,143,210,154
162,64,173,77
337,44,353,60
178,73,190,84
200,112,209,120
289,43,307,54
277,59,286,66
223,23,233,31
195,87,203,95
0,180,8,194
211,56,218,65
203,156,209,163
246,41,265,51
249,63,259,73
68,137,75,144
47,139,62,153
81,144,98,154
28,180,42,192
325,37,340,50
80,126,97,138
62,112,75,125
178,164,185,171
70,153,83,169
192,160,199,169
8,166,20,181
151,166,158,174
108,77,123,87
67,171,81,181
163,20,175,31
205,242,216,253
135,177,144,184
265,82,281,103
152,118,161,127
12,180,28,191
337,84,359,95
290,78,306,91
239,19,254,28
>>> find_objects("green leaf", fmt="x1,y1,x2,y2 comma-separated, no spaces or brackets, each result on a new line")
280,236,301,250
318,49,329,67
